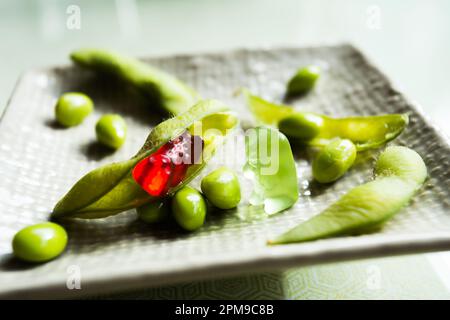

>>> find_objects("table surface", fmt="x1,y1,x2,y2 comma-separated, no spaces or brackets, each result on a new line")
0,0,449,299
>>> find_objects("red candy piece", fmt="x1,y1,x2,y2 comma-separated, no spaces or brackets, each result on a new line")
132,132,203,197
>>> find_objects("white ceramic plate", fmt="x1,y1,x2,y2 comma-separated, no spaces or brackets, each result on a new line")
0,45,449,298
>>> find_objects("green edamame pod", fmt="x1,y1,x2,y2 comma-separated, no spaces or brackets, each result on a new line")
269,146,427,245
312,138,357,183
243,91,408,151
52,100,237,220
71,49,199,115
286,65,320,96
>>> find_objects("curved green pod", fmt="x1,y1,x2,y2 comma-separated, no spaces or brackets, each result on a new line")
71,49,199,115
52,100,238,219
243,90,408,151
269,146,427,245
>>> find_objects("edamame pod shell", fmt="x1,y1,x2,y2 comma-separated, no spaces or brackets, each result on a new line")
243,91,408,151
270,146,427,244
71,49,199,115
52,100,237,219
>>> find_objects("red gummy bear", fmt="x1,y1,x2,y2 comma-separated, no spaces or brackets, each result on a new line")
132,131,203,197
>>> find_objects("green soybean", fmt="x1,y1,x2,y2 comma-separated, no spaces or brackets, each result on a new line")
137,200,170,223
270,146,427,245
172,186,207,231
201,167,241,209
55,92,93,127
95,114,127,149
278,112,324,140
12,222,68,263
286,65,320,96
312,139,357,183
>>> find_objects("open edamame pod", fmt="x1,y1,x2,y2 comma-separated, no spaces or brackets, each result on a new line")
244,127,299,215
52,100,238,219
269,146,427,245
243,90,408,151
71,49,199,115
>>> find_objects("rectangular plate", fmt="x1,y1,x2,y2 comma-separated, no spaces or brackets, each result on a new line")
0,45,449,298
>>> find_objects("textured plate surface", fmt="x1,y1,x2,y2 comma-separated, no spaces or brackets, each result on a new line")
0,45,449,298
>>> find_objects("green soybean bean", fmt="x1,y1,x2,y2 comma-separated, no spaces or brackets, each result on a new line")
286,65,320,96
278,112,324,140
312,138,357,183
137,200,169,223
12,222,68,262
172,186,207,231
55,92,93,127
201,167,241,209
95,114,127,149
269,146,427,245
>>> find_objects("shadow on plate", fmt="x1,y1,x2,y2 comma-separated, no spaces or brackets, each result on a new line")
0,254,43,272
79,140,116,161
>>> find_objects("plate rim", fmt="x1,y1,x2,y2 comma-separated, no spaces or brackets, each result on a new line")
1,44,450,299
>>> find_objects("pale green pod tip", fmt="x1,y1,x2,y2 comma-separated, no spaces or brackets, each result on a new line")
270,146,427,245
375,146,427,186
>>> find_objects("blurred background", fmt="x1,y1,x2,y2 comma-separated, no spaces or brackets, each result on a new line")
0,0,449,299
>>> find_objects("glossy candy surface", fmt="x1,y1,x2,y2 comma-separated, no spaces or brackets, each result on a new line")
132,131,203,197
